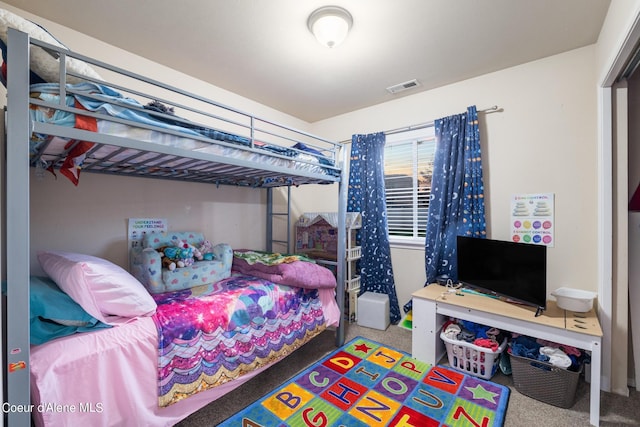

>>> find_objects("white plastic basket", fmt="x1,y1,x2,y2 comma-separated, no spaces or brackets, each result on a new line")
440,331,507,379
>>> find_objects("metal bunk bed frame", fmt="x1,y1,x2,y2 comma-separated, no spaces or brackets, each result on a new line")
4,28,347,426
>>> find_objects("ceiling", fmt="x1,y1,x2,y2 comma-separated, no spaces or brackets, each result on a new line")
2,0,611,122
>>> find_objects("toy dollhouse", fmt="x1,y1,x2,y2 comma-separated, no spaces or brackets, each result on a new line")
295,212,361,321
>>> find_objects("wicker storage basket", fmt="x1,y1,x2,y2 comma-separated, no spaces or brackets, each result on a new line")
440,332,507,380
509,351,582,408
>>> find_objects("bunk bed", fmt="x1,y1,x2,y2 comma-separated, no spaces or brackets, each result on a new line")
3,26,347,427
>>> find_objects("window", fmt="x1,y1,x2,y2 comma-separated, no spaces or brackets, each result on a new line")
384,128,436,244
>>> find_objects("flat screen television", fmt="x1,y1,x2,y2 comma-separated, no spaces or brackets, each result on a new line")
456,235,547,316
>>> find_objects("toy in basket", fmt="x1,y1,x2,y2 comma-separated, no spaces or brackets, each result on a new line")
440,327,507,380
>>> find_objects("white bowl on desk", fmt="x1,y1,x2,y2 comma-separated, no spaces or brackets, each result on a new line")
551,287,597,312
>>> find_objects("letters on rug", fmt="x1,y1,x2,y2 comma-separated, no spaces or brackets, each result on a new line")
221,336,510,426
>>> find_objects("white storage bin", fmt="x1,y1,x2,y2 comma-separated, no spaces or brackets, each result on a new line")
357,292,389,330
551,287,597,312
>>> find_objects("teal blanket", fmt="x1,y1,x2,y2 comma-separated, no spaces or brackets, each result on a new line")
28,276,110,345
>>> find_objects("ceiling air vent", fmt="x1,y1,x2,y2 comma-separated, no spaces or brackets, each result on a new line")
386,79,421,94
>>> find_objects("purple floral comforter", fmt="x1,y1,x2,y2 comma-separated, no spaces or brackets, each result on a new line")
151,274,326,407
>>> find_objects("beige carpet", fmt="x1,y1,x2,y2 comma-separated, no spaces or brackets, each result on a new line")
176,323,640,426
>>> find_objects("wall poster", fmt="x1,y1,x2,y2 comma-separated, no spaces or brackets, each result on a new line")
510,193,554,247
127,218,168,268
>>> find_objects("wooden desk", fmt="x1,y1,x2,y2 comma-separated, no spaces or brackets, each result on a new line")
412,284,603,427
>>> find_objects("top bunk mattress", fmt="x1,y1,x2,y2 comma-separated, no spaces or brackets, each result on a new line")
27,82,341,187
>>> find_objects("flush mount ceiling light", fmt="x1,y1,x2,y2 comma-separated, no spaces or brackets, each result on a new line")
307,6,353,48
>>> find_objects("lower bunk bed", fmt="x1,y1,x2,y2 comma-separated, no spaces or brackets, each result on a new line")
28,255,340,427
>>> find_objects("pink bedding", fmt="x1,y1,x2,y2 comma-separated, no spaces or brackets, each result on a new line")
29,288,340,427
232,250,337,289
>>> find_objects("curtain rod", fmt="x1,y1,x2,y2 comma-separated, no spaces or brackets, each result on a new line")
340,105,500,143
384,105,500,136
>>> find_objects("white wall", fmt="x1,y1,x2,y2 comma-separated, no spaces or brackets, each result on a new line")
28,171,266,275
302,46,599,310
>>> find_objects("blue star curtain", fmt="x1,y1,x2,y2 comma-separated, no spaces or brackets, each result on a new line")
426,105,486,282
459,106,487,240
403,106,486,313
347,132,401,324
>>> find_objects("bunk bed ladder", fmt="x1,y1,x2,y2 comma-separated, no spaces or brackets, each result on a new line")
265,176,348,349
266,187,291,253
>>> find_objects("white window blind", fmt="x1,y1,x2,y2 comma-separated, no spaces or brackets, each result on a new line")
384,128,436,243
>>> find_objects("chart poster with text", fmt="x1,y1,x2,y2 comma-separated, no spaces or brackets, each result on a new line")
127,218,168,252
510,193,554,247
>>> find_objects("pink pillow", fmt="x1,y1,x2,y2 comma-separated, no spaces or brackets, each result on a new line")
37,251,156,324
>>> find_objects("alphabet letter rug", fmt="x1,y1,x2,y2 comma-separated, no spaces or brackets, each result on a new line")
220,336,510,426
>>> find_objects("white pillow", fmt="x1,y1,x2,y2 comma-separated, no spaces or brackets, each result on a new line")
37,250,156,325
0,8,102,84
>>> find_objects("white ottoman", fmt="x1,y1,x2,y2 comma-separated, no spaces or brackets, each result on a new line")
357,291,390,330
